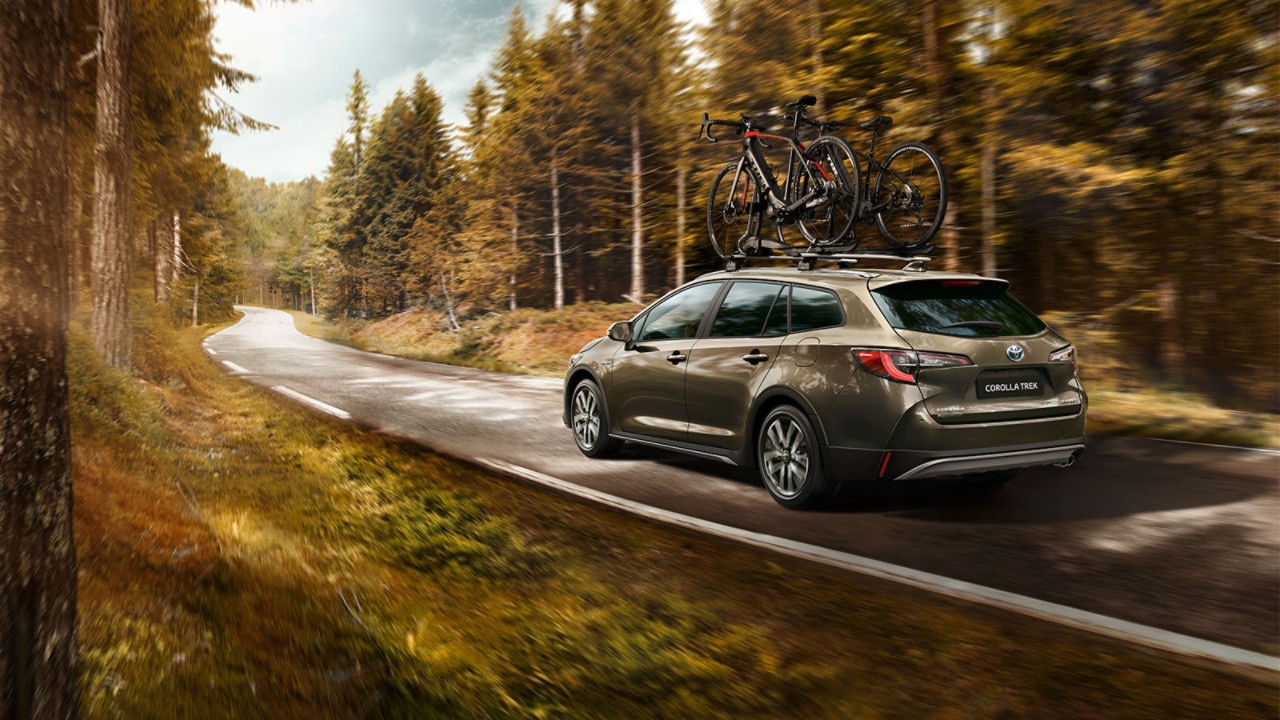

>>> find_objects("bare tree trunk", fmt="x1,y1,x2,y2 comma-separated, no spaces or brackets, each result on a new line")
629,114,644,303
0,2,79,717
551,160,564,310
66,148,86,310
171,210,181,287
675,162,687,288
440,274,460,331
154,212,174,303
575,223,586,304
922,0,959,271
309,267,317,315
509,206,518,311
980,81,997,278
191,273,200,327
1158,279,1184,383
90,0,134,369
808,0,824,110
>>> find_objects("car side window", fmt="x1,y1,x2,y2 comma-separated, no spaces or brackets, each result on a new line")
634,282,722,342
790,285,844,332
709,282,784,338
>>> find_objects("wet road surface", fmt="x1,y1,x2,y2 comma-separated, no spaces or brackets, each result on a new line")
206,306,1280,655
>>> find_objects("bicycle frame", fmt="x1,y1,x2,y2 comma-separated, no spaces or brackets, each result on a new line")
717,117,838,252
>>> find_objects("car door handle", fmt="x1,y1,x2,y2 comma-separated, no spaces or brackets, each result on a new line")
742,351,769,365
667,352,688,365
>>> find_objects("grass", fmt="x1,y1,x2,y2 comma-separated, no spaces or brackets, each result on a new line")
71,302,1279,717
287,303,636,378
283,305,1280,449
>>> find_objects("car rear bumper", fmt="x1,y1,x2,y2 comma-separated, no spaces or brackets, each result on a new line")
890,443,1084,480
823,438,1086,482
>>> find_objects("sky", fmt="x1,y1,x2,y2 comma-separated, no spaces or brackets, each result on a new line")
210,0,709,184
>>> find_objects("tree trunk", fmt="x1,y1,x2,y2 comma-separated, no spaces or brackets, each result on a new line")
979,81,997,278
808,0,824,110
629,114,644,304
0,1,80,717
1158,278,1184,383
440,274,460,331
90,0,133,369
154,212,174,303
509,206,518,311
66,147,86,310
309,268,317,315
675,162,687,288
551,160,564,310
922,0,959,271
191,273,200,327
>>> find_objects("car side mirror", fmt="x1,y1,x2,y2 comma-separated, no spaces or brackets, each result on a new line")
607,321,633,344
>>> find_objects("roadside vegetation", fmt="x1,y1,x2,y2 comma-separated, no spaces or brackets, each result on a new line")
71,303,1279,718
286,306,1280,450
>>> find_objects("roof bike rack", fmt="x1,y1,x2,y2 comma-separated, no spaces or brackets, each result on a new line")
722,249,933,273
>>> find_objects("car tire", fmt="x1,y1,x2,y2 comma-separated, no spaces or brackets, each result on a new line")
756,405,835,509
570,379,623,458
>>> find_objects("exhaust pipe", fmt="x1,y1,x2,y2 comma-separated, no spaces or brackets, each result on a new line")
1054,449,1083,468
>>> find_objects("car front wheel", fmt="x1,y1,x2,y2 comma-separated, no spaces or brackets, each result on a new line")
571,379,623,458
757,405,835,509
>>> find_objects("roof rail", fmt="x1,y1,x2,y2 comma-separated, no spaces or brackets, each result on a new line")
723,250,932,273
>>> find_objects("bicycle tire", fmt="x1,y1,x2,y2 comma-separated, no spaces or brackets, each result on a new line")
707,161,755,259
796,136,861,248
873,141,947,250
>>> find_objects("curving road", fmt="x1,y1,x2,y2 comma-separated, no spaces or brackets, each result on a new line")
206,307,1280,660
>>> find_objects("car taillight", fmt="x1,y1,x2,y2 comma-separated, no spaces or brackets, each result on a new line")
1049,344,1075,363
853,348,972,384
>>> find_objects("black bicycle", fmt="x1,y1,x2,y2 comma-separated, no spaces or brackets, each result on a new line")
805,110,948,252
700,95,860,260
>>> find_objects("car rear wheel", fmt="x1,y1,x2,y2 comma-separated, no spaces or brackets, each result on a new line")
757,405,835,509
571,379,623,458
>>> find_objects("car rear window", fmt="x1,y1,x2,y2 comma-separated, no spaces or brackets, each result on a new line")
871,280,1045,338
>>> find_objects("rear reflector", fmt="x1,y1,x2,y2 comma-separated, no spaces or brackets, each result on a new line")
879,452,892,478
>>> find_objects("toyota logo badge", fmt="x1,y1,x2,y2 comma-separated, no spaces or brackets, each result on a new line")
1006,345,1025,362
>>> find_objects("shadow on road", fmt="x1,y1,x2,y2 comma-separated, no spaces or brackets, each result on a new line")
607,434,1277,525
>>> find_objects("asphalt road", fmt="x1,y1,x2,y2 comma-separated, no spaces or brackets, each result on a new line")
206,306,1280,655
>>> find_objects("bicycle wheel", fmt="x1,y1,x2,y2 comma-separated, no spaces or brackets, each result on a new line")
707,161,755,259
873,141,947,250
796,136,861,248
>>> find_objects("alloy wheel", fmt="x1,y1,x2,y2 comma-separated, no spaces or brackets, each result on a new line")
761,415,811,499
572,385,601,451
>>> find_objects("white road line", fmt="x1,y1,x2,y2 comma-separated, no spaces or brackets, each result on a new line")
271,385,352,420
206,348,218,356
1147,436,1280,456
474,456,1280,677
222,360,248,373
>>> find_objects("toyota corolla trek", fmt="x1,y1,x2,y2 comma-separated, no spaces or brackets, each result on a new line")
563,263,1086,509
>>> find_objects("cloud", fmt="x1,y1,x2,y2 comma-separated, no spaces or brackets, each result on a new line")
210,0,707,183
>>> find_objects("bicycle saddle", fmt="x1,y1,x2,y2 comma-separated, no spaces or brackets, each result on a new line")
860,115,893,132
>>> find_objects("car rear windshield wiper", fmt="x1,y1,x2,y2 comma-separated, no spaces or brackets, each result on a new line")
940,320,1005,331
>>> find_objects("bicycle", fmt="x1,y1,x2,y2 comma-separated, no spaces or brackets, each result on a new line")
798,109,948,252
699,95,860,261
700,95,947,259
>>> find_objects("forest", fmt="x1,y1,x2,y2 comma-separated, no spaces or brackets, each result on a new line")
2,0,1277,713
240,0,1279,411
